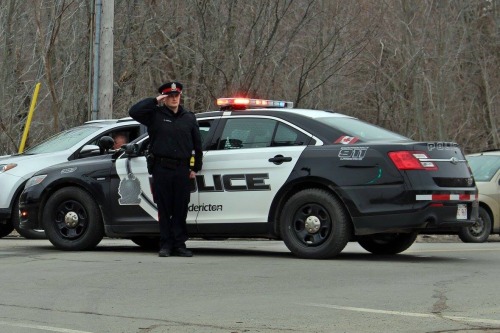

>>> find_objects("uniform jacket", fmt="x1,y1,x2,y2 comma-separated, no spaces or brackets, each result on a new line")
129,97,203,172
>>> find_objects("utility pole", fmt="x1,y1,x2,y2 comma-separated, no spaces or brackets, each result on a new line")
91,0,114,120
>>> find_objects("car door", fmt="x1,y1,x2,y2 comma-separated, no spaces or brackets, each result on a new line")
113,118,218,228
195,116,312,231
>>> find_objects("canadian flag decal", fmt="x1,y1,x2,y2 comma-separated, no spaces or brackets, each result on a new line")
334,136,359,144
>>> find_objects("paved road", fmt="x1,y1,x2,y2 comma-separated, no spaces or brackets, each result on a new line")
1,237,500,333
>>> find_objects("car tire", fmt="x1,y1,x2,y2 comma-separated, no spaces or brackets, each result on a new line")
280,189,351,259
131,236,160,250
357,232,418,255
12,197,46,239
0,222,14,238
458,206,491,243
43,187,104,250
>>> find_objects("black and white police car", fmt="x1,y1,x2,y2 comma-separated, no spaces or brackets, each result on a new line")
19,98,478,258
0,118,146,239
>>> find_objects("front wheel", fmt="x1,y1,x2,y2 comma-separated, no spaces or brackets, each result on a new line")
43,187,104,250
131,236,160,250
280,189,351,259
458,206,491,243
357,232,418,255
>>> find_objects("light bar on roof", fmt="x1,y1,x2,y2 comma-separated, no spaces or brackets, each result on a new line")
216,97,294,109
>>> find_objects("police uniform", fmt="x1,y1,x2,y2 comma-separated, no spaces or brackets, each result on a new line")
129,82,202,257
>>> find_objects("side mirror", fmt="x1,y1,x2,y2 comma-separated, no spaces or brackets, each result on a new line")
124,143,140,156
98,136,115,151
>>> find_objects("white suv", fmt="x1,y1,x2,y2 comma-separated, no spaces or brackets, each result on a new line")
0,118,146,239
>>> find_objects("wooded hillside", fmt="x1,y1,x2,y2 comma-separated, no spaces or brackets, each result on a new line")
0,0,498,154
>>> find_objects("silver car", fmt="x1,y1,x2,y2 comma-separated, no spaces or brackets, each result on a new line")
462,150,500,242
0,118,146,239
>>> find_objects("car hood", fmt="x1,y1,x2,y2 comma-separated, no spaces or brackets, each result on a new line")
0,151,72,162
0,151,72,178
34,154,115,177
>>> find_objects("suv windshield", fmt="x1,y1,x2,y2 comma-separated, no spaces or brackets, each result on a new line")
24,126,101,154
467,155,500,182
316,117,408,141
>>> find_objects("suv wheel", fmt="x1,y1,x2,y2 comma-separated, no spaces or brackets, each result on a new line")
458,206,491,243
0,221,14,238
12,197,46,239
280,189,351,259
43,187,104,250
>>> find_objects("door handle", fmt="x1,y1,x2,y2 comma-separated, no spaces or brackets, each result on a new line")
268,155,292,165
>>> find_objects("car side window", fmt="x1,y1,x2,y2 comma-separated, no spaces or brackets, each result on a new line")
217,118,276,150
214,118,311,150
198,120,213,146
87,127,140,147
272,123,310,147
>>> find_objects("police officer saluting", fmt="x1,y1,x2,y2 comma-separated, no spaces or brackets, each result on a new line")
129,82,202,257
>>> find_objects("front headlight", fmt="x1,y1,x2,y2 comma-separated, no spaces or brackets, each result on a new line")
1,163,17,172
25,175,47,189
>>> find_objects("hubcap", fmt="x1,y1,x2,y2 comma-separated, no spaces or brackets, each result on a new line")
470,217,484,236
54,200,87,239
305,216,321,233
291,203,331,246
64,211,79,228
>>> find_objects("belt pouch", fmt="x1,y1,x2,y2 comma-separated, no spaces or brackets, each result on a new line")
160,158,178,169
146,154,155,174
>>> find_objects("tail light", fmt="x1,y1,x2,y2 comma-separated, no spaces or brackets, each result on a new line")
388,151,438,171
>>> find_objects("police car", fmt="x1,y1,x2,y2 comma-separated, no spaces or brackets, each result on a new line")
0,118,146,239
19,98,478,258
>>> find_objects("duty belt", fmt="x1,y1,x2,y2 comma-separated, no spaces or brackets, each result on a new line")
155,156,189,168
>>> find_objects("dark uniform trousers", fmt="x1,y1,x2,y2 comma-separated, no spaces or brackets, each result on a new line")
152,159,191,250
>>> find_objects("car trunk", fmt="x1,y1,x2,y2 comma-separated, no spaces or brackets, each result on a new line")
398,142,475,191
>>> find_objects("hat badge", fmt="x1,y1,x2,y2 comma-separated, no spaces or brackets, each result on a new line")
171,83,177,91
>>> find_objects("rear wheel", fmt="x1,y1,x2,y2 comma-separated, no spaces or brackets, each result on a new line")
280,189,351,259
458,206,491,243
43,187,104,250
131,236,160,250
357,232,418,255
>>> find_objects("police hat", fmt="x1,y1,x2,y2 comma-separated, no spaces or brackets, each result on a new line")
158,81,183,95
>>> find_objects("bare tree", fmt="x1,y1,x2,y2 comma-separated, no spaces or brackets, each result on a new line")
0,0,497,155
0,0,27,152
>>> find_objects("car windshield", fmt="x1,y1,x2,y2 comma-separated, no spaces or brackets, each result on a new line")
315,117,408,141
24,126,101,154
467,155,500,182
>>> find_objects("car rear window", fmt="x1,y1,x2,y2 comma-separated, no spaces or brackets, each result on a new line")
315,117,408,142
24,126,101,154
467,155,500,182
